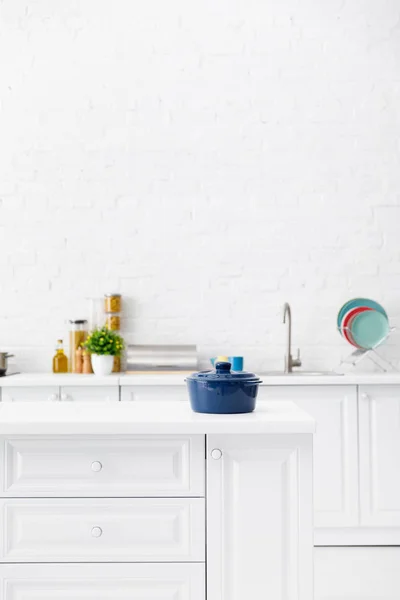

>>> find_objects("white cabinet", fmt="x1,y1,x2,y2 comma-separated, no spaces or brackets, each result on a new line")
359,385,400,528
259,385,359,528
59,386,119,402
1,386,119,403
0,563,205,600
1,387,59,402
1,435,205,497
0,403,314,600
121,385,187,402
315,547,400,600
0,498,205,562
206,433,313,600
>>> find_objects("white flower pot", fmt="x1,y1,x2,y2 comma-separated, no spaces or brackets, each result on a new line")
91,354,114,376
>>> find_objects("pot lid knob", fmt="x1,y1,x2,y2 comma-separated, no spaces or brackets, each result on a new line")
215,361,231,374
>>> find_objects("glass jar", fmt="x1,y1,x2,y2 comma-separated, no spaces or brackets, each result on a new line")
104,293,121,314
105,313,121,331
69,320,88,373
88,297,105,331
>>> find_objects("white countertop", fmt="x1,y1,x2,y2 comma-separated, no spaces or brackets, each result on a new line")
2,372,400,386
0,401,315,435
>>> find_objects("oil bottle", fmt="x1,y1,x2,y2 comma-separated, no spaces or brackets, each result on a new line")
52,339,68,373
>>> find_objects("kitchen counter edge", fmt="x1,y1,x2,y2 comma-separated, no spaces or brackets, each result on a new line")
1,372,400,387
0,400,315,435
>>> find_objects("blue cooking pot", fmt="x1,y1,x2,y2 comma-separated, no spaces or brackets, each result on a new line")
186,361,262,414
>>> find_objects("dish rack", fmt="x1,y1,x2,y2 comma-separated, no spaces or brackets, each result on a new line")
336,326,399,373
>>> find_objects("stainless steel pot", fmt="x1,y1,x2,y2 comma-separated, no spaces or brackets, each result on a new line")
0,353,14,376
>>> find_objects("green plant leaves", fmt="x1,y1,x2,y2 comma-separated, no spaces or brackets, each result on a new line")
83,326,124,356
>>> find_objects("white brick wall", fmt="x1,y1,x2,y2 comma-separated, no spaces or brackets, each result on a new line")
0,0,400,372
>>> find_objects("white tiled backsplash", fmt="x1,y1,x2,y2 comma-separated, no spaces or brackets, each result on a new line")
0,0,400,372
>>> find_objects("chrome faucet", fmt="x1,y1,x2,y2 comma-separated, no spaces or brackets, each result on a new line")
283,302,302,373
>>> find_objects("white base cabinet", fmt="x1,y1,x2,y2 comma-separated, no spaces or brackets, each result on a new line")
121,385,187,402
0,425,313,600
1,387,59,403
1,386,119,403
359,386,400,530
259,386,359,530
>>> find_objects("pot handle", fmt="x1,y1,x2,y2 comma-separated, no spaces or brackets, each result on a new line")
215,361,232,373
5,354,14,359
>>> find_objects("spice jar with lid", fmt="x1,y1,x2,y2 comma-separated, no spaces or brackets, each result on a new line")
69,320,88,373
104,293,121,314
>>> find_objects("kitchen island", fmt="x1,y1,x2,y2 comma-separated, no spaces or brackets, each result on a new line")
0,400,314,600
4,373,400,598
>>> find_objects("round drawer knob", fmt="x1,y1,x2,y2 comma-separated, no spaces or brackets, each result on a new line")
91,526,102,538
91,461,103,472
211,448,222,460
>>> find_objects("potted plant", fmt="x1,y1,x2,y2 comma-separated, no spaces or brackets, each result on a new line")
83,326,124,376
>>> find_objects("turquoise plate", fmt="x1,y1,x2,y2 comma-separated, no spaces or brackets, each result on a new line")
350,310,389,350
337,298,387,330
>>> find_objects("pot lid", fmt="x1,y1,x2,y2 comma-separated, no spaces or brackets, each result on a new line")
187,361,261,382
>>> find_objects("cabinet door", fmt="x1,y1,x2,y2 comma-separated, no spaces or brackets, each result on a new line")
359,385,400,527
0,563,205,600
258,385,359,528
207,434,313,600
1,387,59,402
60,386,119,402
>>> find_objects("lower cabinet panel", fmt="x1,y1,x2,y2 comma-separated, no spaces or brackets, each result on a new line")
315,547,400,600
0,498,205,562
121,386,188,402
0,563,205,600
59,386,119,403
207,434,313,600
1,387,59,403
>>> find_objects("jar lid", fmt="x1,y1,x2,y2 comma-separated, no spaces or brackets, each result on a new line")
69,319,88,324
187,361,261,383
105,293,121,297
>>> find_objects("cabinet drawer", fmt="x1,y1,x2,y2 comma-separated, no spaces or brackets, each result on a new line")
1,387,59,403
59,386,119,402
0,498,205,562
0,563,205,600
121,385,188,402
1,435,205,497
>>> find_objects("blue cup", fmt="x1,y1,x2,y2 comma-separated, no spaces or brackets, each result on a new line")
229,356,244,371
